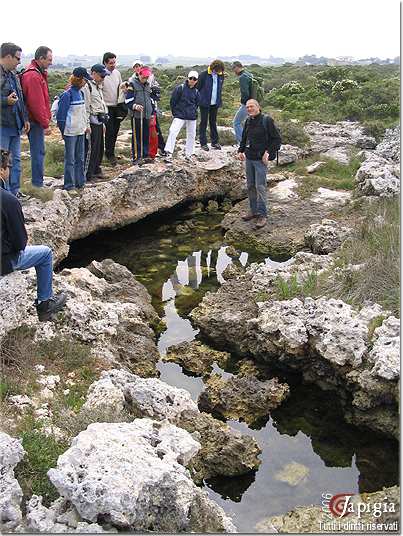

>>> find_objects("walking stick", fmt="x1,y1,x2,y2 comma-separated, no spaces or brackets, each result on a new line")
139,108,144,163
130,114,138,163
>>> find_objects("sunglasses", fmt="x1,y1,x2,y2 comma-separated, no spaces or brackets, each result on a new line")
188,77,197,81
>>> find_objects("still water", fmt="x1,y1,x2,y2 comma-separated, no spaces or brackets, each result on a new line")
62,202,399,532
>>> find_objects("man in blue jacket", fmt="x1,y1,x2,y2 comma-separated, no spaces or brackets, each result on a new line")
0,150,67,321
197,60,224,151
164,71,200,161
0,42,30,198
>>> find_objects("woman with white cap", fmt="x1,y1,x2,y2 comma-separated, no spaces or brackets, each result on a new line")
164,70,200,161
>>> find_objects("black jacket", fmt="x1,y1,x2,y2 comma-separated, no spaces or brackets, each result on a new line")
0,64,28,130
170,82,200,120
0,186,28,275
239,113,281,161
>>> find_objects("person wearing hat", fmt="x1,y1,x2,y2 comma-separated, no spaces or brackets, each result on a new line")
232,60,253,144
125,66,153,163
56,67,91,190
164,71,200,161
82,64,110,182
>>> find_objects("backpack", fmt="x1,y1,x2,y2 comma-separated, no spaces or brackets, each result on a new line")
249,74,264,103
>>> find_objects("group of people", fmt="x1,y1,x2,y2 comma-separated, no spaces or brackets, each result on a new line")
1,40,281,323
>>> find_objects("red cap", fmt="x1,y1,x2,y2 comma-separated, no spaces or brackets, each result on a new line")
139,66,152,77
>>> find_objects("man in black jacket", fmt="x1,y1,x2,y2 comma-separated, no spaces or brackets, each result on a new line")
0,150,67,321
237,99,280,229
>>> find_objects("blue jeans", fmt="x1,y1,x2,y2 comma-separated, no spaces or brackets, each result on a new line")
245,159,268,217
233,104,248,144
28,122,45,187
63,134,85,190
11,245,53,302
0,126,21,195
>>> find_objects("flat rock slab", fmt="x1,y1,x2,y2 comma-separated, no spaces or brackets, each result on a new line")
274,461,310,487
164,340,230,375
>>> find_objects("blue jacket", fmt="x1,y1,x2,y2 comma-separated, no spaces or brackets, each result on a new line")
0,65,28,130
170,82,200,120
57,86,88,136
197,69,224,108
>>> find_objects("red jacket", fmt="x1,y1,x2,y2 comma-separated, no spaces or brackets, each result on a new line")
20,60,51,129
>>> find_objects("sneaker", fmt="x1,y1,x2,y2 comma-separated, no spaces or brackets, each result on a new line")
212,143,222,150
159,149,168,157
35,292,67,322
164,153,173,163
255,216,268,229
15,191,27,199
241,213,257,222
201,145,210,152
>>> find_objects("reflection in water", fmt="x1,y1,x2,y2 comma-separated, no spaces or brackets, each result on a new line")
60,204,399,533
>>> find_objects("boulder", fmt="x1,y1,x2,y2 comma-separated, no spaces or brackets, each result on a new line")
164,340,230,375
48,420,236,532
368,316,400,381
304,219,353,254
0,432,25,531
306,161,327,174
355,126,400,197
198,373,289,424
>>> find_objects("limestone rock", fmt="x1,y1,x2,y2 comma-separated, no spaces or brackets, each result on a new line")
355,126,400,197
177,409,261,483
274,461,310,487
164,340,230,375
0,432,25,531
304,219,353,254
48,420,236,532
368,316,400,381
306,161,327,174
198,373,289,424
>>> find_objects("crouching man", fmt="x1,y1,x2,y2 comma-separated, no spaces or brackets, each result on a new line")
0,150,67,321
236,99,281,229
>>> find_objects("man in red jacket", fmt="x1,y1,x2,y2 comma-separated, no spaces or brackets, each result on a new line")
20,46,52,188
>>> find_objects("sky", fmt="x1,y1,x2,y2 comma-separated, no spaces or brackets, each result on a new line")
6,0,401,60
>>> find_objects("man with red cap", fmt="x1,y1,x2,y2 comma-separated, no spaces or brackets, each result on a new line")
125,66,153,163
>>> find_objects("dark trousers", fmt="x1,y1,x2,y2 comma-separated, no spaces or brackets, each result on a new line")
199,105,219,146
155,115,165,151
105,106,122,158
131,117,149,161
86,123,104,178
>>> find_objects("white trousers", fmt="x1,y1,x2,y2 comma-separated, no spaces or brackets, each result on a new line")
164,118,197,156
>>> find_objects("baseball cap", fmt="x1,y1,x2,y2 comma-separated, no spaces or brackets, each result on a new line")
72,67,92,80
139,66,152,77
133,59,143,68
91,64,110,77
188,70,199,79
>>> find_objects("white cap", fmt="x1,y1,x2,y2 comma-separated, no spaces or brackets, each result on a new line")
188,70,199,79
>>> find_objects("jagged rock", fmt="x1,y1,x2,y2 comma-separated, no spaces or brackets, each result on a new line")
0,432,25,531
48,420,236,532
222,178,352,256
177,410,261,483
304,121,376,163
191,258,399,437
368,316,400,381
164,340,230,375
306,161,327,174
83,369,198,420
355,126,400,197
82,369,260,482
21,148,245,264
271,144,306,166
0,260,159,377
274,462,310,487
198,373,289,424
304,219,353,254
257,485,400,533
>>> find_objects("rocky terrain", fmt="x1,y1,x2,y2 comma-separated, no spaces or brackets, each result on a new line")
0,123,400,533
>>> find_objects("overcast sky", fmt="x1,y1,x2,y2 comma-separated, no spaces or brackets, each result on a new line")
7,0,401,59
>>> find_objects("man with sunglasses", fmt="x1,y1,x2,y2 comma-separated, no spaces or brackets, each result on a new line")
164,71,200,161
0,42,30,198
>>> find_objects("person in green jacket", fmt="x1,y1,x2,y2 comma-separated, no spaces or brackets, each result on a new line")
232,61,253,144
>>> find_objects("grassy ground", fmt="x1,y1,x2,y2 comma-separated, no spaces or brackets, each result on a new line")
272,197,400,316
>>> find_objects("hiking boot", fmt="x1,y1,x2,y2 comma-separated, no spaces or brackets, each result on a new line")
201,145,210,152
255,216,268,229
212,143,222,150
241,212,257,222
35,292,67,322
15,191,28,199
